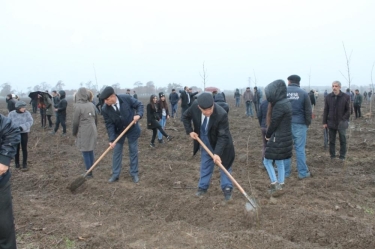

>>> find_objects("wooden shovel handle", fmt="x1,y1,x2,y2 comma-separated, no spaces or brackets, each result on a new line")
196,136,247,195
85,120,135,176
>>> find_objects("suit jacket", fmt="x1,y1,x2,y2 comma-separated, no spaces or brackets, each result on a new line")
188,91,199,106
102,94,144,142
182,101,235,169
180,90,190,109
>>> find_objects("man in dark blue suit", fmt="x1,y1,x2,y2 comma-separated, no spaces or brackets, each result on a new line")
101,86,144,183
182,93,235,201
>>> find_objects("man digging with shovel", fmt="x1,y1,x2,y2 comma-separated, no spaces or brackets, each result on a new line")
182,92,235,201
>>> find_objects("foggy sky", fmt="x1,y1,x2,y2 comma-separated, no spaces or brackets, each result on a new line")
1,0,375,93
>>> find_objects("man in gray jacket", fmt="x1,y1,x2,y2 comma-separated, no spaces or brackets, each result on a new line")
284,75,312,180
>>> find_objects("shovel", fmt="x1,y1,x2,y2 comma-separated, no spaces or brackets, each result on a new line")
68,121,135,192
196,137,260,215
324,127,329,150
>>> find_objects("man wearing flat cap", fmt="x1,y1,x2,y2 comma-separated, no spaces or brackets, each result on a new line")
285,74,312,180
100,86,144,183
182,92,235,201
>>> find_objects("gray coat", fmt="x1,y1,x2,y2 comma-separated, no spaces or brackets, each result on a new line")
72,88,98,151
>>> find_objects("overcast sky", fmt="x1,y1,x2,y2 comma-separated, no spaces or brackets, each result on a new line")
1,0,375,93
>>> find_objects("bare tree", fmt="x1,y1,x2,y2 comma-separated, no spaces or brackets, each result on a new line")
55,80,64,91
40,82,51,92
370,62,375,117
200,61,208,90
253,70,258,87
339,42,353,90
134,81,143,87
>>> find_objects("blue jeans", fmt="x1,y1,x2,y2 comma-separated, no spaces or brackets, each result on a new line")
198,146,233,190
157,116,167,140
284,123,310,178
235,97,240,107
112,137,139,178
263,158,285,184
171,103,178,118
245,101,253,116
82,151,95,171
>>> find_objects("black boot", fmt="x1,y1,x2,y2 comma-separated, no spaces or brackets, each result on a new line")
21,164,28,171
15,163,20,169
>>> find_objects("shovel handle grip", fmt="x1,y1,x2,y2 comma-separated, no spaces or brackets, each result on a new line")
196,137,247,196
85,120,135,176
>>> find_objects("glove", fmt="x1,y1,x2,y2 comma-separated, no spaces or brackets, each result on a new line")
19,126,23,131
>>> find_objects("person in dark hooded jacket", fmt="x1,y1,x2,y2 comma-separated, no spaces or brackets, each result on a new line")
263,80,292,196
51,90,67,136
213,92,229,113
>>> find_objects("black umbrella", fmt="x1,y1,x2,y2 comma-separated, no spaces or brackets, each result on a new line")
28,91,52,99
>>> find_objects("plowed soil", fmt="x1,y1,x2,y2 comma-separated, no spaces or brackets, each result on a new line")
5,95,375,249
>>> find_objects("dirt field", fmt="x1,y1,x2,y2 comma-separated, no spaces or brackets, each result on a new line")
4,94,375,249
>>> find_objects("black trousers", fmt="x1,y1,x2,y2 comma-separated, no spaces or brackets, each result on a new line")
15,133,28,166
47,115,53,127
54,114,66,133
0,181,17,249
151,127,168,143
354,104,361,118
329,128,347,159
40,108,46,128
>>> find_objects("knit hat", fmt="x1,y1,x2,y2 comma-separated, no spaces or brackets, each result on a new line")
100,86,115,100
197,93,214,109
159,92,165,98
15,101,27,109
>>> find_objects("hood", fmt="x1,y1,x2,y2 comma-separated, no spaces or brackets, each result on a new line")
75,88,89,103
59,90,66,99
264,79,287,105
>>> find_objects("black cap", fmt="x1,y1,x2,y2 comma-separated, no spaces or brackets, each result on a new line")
159,92,165,98
100,86,115,100
197,93,214,109
287,75,301,84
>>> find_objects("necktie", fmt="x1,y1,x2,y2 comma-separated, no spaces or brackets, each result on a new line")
114,104,120,113
201,116,207,133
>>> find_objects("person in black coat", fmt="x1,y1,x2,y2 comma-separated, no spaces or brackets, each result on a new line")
147,95,173,147
309,90,316,110
263,80,293,196
179,86,190,120
182,92,235,201
0,114,21,249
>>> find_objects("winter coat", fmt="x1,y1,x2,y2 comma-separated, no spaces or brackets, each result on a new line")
102,94,144,143
243,90,254,102
147,103,162,129
234,89,241,98
157,100,170,118
264,80,293,160
182,101,235,170
287,83,312,126
56,91,67,116
323,91,350,130
169,92,180,105
308,91,316,106
257,99,269,128
354,94,363,106
53,95,60,108
72,88,98,151
7,110,33,133
0,114,21,187
45,96,54,116
6,98,17,112
213,93,229,113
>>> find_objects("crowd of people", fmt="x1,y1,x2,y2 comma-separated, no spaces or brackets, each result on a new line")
0,79,371,248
